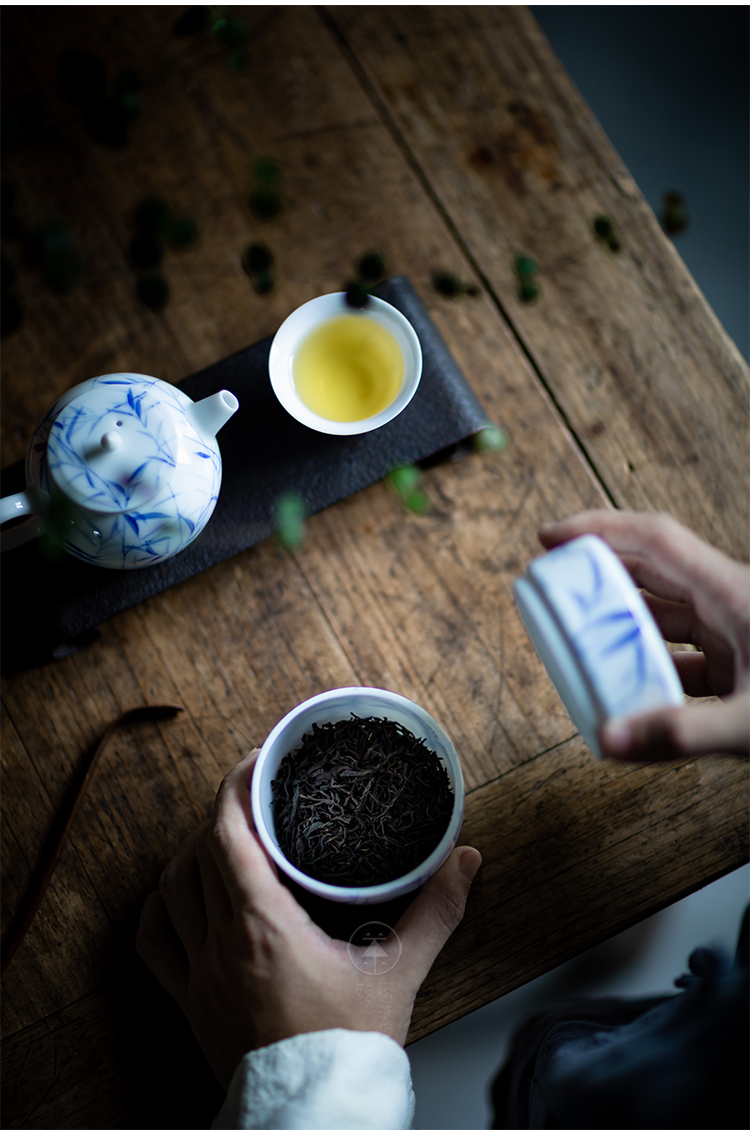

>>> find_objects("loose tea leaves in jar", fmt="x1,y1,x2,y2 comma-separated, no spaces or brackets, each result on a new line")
271,715,454,887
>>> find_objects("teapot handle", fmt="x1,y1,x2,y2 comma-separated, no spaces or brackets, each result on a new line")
0,491,44,551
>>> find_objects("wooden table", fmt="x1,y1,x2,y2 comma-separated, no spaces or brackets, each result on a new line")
2,7,748,1127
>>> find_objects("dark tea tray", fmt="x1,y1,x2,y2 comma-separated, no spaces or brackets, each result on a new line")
1,276,491,669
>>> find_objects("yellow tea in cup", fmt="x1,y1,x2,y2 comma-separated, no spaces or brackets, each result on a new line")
293,314,404,423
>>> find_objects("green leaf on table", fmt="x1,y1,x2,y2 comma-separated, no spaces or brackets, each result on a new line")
212,16,248,49
24,221,83,294
473,425,507,453
164,213,198,250
387,464,430,515
249,189,281,219
274,492,306,550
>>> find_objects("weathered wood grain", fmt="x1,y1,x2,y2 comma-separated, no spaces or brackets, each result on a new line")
1,6,747,1128
2,738,746,1127
328,5,750,559
414,738,749,1038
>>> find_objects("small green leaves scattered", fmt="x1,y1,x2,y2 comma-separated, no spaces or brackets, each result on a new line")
473,425,507,454
661,191,689,237
514,255,539,302
164,212,199,250
387,464,430,515
432,270,480,299
248,160,283,219
274,491,306,550
1,194,82,332
213,13,249,68
593,215,621,252
57,50,141,147
24,221,83,294
172,7,248,67
250,189,282,218
249,157,283,219
241,242,275,294
129,196,198,309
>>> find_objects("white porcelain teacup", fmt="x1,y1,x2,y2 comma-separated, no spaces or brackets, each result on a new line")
268,293,422,435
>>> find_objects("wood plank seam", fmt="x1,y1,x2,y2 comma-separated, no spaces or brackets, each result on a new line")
318,4,619,509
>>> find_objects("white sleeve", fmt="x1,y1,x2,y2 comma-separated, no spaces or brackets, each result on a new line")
212,1028,415,1130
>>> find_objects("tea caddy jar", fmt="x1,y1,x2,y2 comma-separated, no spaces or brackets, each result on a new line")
251,687,465,905
514,535,684,757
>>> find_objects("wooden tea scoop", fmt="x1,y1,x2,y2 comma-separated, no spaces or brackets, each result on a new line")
1,702,184,975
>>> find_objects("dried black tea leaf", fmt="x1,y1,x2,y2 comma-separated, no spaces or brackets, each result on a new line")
344,280,369,309
249,189,282,219
242,242,273,274
253,270,274,295
133,197,170,234
272,715,454,887
136,271,170,310
172,7,210,36
661,191,689,237
357,251,385,282
164,213,198,250
1,292,22,337
57,50,107,107
212,16,249,49
129,230,164,270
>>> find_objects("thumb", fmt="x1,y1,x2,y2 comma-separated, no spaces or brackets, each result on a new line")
601,691,750,762
393,846,482,985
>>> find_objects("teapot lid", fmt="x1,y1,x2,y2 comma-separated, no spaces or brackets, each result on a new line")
47,378,179,513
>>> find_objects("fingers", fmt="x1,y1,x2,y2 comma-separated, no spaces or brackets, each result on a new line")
393,846,482,985
642,593,696,645
539,510,746,614
196,825,234,929
601,691,750,762
668,651,715,699
159,821,209,958
208,748,287,915
136,890,190,1011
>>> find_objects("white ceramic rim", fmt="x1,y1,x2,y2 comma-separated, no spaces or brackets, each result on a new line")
515,535,683,758
514,575,602,754
251,686,464,904
268,293,423,435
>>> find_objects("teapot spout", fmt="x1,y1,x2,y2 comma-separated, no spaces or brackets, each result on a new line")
188,390,239,440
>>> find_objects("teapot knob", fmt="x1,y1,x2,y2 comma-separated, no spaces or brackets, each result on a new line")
100,431,122,452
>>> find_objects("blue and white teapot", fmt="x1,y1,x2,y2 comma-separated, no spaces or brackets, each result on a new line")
0,373,239,569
